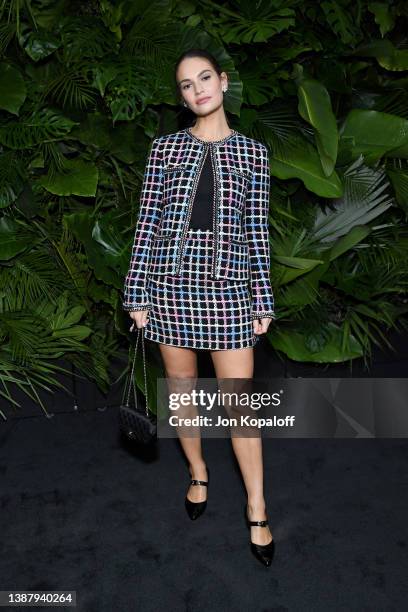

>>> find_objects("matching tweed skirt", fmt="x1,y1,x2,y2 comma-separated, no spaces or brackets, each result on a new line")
144,228,260,351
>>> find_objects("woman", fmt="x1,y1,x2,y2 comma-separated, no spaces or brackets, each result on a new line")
123,49,276,567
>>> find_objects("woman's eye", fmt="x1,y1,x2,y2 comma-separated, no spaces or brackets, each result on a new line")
181,75,210,90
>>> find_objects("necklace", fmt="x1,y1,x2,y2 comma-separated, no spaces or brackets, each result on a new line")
186,127,237,145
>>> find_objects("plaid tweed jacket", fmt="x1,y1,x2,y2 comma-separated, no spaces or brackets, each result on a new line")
123,127,275,320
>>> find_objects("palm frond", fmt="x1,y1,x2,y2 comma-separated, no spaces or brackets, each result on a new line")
313,157,395,243
0,109,77,149
59,15,117,61
42,68,97,110
249,101,311,158
0,150,26,207
0,20,15,54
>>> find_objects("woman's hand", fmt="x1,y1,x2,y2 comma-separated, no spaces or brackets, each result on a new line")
129,309,150,330
253,317,273,335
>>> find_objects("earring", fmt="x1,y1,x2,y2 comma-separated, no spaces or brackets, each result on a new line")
183,101,188,107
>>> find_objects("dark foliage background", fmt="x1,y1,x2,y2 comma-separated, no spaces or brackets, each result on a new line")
1,0,408,415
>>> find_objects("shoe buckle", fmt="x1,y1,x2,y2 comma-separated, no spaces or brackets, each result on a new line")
249,519,268,527
190,479,208,486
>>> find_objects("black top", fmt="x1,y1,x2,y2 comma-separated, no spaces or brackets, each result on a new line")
188,148,214,231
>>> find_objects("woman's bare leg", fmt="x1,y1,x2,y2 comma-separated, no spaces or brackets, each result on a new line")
159,343,208,502
210,347,273,545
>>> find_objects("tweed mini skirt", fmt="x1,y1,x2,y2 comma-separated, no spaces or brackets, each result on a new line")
143,228,260,351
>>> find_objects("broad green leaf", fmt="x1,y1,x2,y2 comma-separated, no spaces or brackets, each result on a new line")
18,25,60,61
38,159,98,197
269,323,363,362
89,61,119,97
0,217,32,260
70,113,142,163
386,142,408,159
297,78,338,176
377,49,408,71
64,211,123,286
35,292,92,344
0,63,26,115
92,217,125,273
218,4,295,45
341,109,408,162
273,256,324,269
270,139,343,197
274,256,324,283
321,1,356,44
354,40,408,71
367,2,395,37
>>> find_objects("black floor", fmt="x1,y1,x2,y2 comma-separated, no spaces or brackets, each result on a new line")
1,404,407,611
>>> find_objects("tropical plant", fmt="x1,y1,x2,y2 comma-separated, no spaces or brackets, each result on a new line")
1,0,407,416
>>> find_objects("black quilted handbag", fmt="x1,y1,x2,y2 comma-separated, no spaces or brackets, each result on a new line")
119,324,157,444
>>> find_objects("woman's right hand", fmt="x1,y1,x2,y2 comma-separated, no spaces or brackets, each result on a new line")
129,309,150,330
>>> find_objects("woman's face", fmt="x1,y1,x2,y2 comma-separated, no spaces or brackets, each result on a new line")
177,56,227,116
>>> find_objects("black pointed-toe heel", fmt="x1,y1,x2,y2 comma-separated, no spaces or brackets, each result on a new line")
185,467,210,521
244,503,275,567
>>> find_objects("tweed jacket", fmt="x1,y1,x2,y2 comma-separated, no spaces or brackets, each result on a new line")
122,127,275,320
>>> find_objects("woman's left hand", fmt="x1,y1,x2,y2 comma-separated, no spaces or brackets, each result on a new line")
253,317,273,335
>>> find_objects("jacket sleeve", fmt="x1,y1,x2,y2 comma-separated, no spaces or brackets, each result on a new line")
122,137,164,312
244,144,276,321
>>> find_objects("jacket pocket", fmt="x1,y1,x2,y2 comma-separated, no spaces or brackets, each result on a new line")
221,167,251,211
163,164,190,203
163,163,188,174
218,239,250,281
153,230,177,241
148,233,177,275
225,163,252,181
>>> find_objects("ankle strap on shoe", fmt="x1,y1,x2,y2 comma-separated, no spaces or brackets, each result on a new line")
248,519,268,527
190,479,208,486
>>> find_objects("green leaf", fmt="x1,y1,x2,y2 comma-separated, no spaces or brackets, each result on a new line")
38,159,99,197
386,165,408,212
340,109,408,162
217,3,295,45
0,217,32,260
353,40,408,71
0,151,25,208
63,211,123,286
313,157,394,242
89,60,119,97
270,139,343,197
274,255,325,283
0,63,26,115
18,25,60,61
297,78,338,176
107,58,148,122
269,323,363,362
60,15,117,60
0,109,78,149
329,225,371,260
273,255,324,269
367,2,395,37
321,0,356,44
70,113,142,163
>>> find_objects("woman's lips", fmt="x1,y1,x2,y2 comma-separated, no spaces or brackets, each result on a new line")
197,97,211,105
